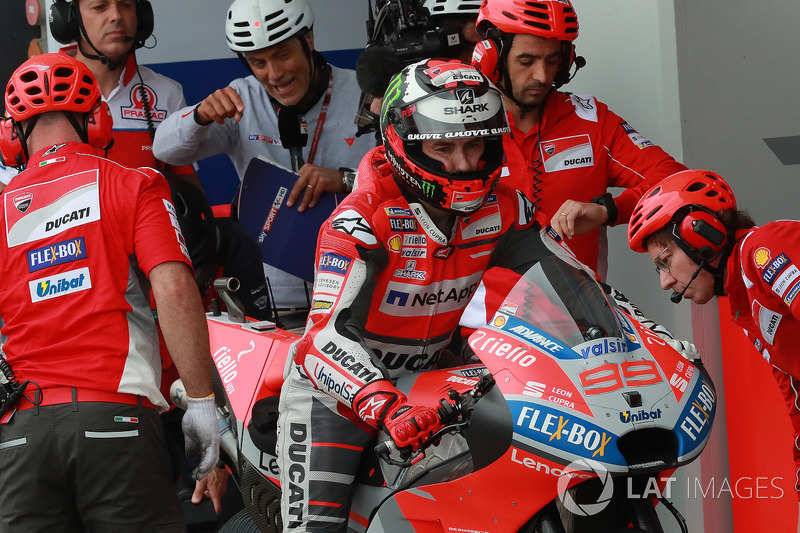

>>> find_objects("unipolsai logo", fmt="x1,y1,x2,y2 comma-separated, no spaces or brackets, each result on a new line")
557,458,613,516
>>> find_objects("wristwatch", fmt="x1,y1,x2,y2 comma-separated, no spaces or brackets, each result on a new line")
339,167,357,191
590,192,618,226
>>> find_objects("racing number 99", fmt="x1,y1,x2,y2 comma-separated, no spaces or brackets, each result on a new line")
578,361,662,395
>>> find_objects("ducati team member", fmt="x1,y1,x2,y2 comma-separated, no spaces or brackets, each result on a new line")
276,60,532,531
471,0,686,277
50,0,195,176
459,0,687,338
154,0,375,311
276,59,696,531
275,58,683,531
628,170,800,519
0,54,220,531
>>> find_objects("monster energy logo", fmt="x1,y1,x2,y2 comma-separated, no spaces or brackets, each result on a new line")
382,74,403,120
419,180,436,198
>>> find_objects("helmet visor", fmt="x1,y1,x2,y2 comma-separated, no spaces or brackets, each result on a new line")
396,87,510,141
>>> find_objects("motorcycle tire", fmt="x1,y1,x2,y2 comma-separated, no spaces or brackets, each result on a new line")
217,509,261,533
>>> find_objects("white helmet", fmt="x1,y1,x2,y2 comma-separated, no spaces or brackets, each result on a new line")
225,0,314,52
422,0,482,16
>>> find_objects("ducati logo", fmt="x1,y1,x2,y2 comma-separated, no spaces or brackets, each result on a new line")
543,143,555,155
13,192,33,213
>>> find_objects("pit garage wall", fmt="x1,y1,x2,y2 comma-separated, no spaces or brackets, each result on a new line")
34,0,797,530
673,0,800,531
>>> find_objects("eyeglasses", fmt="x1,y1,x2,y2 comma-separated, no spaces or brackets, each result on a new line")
654,243,673,274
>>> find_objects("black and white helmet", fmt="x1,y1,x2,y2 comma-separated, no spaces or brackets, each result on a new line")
381,59,509,215
225,0,314,52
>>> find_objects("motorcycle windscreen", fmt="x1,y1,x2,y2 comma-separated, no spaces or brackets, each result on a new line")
500,255,624,351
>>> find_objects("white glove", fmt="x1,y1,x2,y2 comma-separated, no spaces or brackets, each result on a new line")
182,395,221,480
663,338,701,361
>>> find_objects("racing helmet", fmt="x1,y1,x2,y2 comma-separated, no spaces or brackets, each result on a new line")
380,59,510,215
628,170,737,256
473,0,580,87
476,0,579,41
1,53,112,166
423,0,482,16
225,0,314,52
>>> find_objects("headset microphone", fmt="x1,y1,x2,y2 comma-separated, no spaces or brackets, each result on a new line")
121,36,136,42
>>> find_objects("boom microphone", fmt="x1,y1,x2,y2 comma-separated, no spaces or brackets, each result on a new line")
669,261,705,304
277,106,307,172
356,45,402,98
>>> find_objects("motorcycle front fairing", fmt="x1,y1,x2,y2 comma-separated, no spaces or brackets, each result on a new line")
467,232,717,477
362,229,717,532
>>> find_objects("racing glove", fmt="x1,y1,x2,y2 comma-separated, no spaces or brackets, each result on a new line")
663,338,701,361
603,283,701,361
603,283,673,338
353,380,442,452
182,394,221,480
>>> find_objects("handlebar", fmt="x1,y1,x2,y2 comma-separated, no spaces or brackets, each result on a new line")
375,373,493,467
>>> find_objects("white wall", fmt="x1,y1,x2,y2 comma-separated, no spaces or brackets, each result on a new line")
139,0,368,64
567,1,691,339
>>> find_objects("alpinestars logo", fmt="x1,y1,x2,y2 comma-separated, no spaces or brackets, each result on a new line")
357,396,387,423
43,143,67,156
331,210,377,245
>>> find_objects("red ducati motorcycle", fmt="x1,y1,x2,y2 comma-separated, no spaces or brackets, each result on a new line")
174,229,715,532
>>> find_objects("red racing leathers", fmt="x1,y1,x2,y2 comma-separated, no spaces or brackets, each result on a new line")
725,221,800,497
295,148,539,400
276,147,543,530
502,92,687,277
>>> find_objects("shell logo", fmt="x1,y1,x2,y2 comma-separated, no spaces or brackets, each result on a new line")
387,234,402,253
492,314,507,327
754,247,771,268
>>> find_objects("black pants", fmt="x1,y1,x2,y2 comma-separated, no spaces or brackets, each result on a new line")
0,401,184,532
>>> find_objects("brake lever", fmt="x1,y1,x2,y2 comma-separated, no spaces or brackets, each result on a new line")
375,420,470,468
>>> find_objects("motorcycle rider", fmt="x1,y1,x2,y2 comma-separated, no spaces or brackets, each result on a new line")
0,53,220,530
276,58,549,531
277,58,697,531
627,169,800,523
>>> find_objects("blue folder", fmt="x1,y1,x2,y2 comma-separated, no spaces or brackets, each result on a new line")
236,157,341,282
